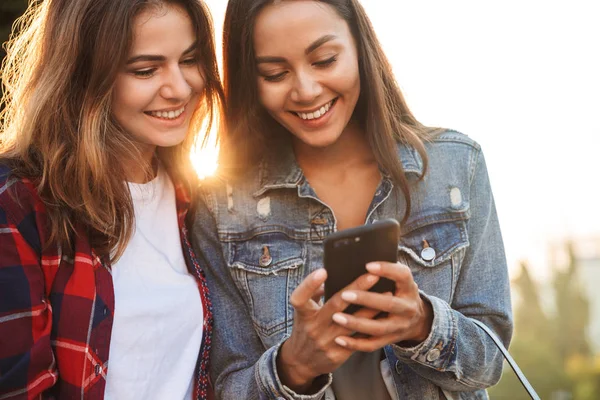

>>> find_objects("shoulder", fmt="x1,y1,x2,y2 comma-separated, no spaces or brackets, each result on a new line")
197,167,263,211
396,129,484,182
428,129,481,151
0,163,45,247
0,164,40,214
422,129,485,180
398,130,490,205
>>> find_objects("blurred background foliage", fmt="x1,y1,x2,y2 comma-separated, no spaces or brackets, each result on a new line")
1,1,599,398
490,243,600,399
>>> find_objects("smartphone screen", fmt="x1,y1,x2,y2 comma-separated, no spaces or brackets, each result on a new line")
323,219,399,313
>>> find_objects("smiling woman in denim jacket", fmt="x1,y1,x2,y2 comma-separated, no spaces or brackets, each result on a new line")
193,0,513,399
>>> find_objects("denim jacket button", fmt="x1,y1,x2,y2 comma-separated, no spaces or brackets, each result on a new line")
421,247,436,261
426,348,441,362
259,246,273,267
395,360,402,374
259,254,272,267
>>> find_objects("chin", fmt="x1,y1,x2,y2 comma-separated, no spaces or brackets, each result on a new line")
298,130,342,149
294,136,335,150
155,130,189,147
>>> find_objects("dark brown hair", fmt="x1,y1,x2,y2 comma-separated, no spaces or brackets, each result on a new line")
0,0,224,260
221,0,430,224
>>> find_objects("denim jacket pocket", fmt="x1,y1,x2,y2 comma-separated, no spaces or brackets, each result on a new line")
226,232,306,344
398,212,469,303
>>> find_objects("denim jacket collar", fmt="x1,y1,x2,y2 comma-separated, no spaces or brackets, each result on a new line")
253,138,424,197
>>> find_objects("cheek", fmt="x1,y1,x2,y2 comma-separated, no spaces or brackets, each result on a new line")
111,91,137,128
113,79,158,112
112,91,137,115
257,80,287,114
332,61,360,96
185,68,206,94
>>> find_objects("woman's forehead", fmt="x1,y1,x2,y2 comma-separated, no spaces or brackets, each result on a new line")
253,1,350,55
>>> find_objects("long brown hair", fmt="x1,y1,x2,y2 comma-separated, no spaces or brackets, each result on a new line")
0,0,224,260
221,0,431,224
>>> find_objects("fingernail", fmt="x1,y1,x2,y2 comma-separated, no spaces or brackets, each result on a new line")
366,262,381,272
314,269,326,280
366,274,379,284
332,313,348,325
341,291,357,301
335,337,347,347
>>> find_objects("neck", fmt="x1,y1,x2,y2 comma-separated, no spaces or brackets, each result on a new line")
125,145,158,184
293,121,375,174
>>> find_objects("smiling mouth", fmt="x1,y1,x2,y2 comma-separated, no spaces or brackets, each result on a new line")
292,98,337,120
145,105,185,120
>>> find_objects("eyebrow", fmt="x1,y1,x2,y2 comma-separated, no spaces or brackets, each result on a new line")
305,34,337,55
126,41,198,65
255,34,338,64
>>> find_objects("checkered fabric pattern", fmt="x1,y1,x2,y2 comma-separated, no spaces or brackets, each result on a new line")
0,165,213,399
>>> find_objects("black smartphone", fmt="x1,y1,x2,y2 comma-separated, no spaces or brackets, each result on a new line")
323,218,399,314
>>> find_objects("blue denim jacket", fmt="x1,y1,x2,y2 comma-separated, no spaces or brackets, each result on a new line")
192,130,513,400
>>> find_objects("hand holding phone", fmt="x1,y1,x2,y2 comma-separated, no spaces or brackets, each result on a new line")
324,219,399,313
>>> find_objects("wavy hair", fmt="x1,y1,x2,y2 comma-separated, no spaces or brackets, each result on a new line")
222,0,432,224
0,0,224,260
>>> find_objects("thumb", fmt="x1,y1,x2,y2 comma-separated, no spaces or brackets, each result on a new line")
290,269,327,316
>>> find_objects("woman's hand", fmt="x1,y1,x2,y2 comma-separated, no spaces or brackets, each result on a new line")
277,269,381,393
330,262,434,352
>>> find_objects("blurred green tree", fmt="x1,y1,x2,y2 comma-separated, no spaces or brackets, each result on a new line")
490,261,571,399
555,243,598,399
553,242,592,364
491,244,596,399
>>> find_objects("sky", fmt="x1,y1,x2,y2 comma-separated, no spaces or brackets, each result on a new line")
197,0,600,281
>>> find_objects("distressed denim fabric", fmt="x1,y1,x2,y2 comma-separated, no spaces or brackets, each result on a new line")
193,130,513,400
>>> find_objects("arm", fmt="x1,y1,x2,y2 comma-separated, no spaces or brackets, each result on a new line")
0,188,57,398
192,195,328,400
192,192,382,399
330,148,513,391
390,147,513,390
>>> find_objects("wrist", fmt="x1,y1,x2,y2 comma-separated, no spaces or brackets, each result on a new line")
397,297,434,347
414,298,434,342
276,340,316,393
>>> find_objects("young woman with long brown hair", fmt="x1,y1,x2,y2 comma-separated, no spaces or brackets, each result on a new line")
193,0,513,398
0,0,223,398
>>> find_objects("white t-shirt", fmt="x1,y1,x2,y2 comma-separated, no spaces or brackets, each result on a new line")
104,166,204,400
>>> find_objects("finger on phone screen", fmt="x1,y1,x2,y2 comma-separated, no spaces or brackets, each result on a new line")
311,284,325,305
366,262,414,289
290,269,327,315
323,273,379,315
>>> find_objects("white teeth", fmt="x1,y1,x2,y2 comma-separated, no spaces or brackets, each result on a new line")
295,99,334,120
149,106,185,120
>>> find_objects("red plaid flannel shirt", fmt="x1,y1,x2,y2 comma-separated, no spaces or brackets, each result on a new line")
0,165,213,399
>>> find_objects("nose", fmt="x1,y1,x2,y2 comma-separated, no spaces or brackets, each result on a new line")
290,69,322,104
160,65,192,100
